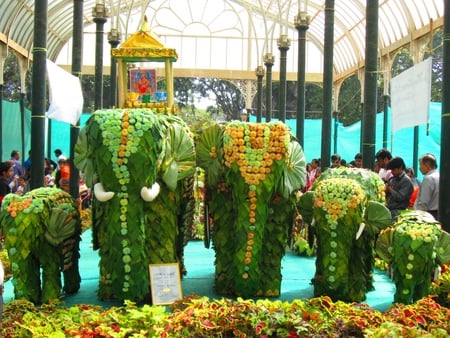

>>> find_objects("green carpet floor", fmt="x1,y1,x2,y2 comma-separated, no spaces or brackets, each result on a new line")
3,229,396,311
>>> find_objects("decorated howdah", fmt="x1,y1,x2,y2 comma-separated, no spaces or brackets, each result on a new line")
376,210,450,304
0,187,82,304
196,121,306,297
74,108,196,302
299,167,392,302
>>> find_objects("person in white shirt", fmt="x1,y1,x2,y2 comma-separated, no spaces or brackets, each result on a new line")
414,153,439,219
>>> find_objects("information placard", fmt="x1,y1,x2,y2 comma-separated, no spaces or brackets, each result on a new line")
148,263,182,305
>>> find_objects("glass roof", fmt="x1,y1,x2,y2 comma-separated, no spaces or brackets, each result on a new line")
0,0,444,79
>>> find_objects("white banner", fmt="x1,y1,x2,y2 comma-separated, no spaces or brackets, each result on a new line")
390,57,432,133
46,59,83,125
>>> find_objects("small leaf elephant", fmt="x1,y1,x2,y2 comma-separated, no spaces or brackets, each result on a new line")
299,167,391,302
74,108,196,302
376,210,450,304
0,187,81,304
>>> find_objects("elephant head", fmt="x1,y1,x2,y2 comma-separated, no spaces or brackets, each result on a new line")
299,167,391,302
74,108,196,301
376,210,450,304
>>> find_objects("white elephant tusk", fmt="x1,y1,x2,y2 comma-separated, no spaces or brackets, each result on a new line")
141,182,161,202
311,218,316,227
356,222,366,240
94,182,115,202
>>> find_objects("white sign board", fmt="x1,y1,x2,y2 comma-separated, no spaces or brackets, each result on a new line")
148,263,182,305
390,57,432,133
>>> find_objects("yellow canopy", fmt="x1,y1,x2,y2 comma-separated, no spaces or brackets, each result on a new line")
112,30,178,62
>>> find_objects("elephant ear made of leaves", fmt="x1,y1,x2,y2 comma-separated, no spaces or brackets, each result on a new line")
0,188,81,304
376,210,450,304
196,121,306,297
74,108,196,302
298,167,391,302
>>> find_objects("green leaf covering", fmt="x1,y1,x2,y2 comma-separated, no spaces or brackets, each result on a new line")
45,207,78,246
279,141,307,199
436,231,450,264
195,123,224,187
161,122,196,190
365,200,391,233
298,191,315,224
375,228,395,263
74,127,95,187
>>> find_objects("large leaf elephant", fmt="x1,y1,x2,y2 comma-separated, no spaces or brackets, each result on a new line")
74,108,196,302
376,210,450,304
299,167,391,302
0,188,81,304
195,121,306,297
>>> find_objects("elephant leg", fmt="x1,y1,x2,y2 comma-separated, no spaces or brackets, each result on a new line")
39,242,63,303
13,254,41,303
62,237,81,294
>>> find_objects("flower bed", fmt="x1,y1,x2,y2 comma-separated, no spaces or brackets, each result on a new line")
1,295,449,337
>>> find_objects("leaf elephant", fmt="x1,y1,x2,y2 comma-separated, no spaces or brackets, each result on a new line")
196,121,306,297
299,167,392,302
74,108,196,302
376,210,450,304
0,188,81,304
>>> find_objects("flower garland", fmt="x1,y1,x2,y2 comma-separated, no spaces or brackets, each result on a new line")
94,109,153,293
222,121,290,274
313,178,366,285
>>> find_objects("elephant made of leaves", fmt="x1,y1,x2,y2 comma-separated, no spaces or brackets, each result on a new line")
0,188,81,304
74,109,196,302
299,168,391,302
376,210,450,304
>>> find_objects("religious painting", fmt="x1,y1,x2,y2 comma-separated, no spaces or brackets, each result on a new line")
129,68,157,96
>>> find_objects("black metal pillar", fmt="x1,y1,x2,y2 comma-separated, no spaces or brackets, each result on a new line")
19,92,26,162
264,53,275,122
277,35,290,123
0,49,5,159
0,83,3,159
69,0,84,199
320,0,334,169
30,0,48,189
333,112,338,154
361,0,379,171
108,28,120,108
382,94,389,149
93,2,108,110
295,11,310,146
440,0,450,231
255,66,264,123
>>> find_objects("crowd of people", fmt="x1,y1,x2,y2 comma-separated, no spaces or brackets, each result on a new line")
303,148,440,221
0,149,74,202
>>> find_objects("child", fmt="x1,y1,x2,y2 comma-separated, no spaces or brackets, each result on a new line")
15,176,30,195
45,167,55,187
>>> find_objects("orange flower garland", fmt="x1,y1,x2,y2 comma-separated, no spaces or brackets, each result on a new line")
223,121,290,271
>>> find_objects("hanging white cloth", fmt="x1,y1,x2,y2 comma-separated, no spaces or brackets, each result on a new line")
46,59,84,125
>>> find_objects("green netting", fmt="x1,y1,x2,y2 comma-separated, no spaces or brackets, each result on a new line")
2,100,441,180
251,102,441,179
